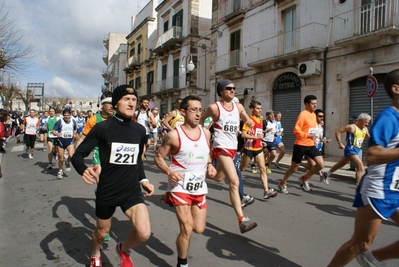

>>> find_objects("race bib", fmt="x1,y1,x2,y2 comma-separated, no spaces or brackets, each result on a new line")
356,138,364,147
183,172,205,193
222,121,238,133
109,142,139,165
308,128,318,135
62,131,73,138
390,167,399,191
255,128,263,136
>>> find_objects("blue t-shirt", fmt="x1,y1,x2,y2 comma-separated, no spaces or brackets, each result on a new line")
359,106,399,199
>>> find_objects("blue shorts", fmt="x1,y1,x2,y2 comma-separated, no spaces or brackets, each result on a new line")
353,191,399,220
344,146,361,157
273,135,282,146
263,141,276,152
57,138,74,149
77,127,84,134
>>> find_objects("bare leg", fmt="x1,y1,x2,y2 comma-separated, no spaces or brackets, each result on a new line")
91,217,112,257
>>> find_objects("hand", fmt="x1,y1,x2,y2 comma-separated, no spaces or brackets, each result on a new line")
338,142,345,149
207,164,217,178
141,182,154,197
245,120,254,128
168,169,184,183
81,167,99,185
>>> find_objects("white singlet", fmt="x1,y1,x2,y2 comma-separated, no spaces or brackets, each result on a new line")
212,101,240,150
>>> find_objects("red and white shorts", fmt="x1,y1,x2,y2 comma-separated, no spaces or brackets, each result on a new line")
165,192,207,209
211,148,236,159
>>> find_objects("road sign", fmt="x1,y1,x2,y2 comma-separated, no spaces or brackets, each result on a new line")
148,100,155,110
366,75,378,98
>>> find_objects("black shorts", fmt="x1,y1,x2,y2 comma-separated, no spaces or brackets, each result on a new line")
144,134,150,144
39,129,48,134
26,134,37,149
96,193,145,220
263,141,276,152
292,144,321,164
243,149,263,159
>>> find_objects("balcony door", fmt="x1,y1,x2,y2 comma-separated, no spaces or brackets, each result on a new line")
230,30,240,67
284,8,297,52
361,0,387,34
173,59,180,88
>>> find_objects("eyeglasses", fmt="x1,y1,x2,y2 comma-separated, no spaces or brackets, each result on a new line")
186,108,203,113
318,115,324,118
224,86,235,91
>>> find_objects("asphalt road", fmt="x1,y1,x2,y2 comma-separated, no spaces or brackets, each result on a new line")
0,140,397,267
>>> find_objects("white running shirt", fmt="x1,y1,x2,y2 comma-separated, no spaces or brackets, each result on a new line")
169,126,209,195
212,101,240,149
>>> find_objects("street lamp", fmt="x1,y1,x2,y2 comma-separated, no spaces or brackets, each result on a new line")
179,54,195,77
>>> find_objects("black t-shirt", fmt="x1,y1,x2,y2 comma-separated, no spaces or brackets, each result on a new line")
71,115,147,206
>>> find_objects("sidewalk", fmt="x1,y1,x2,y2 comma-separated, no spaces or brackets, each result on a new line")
277,152,357,183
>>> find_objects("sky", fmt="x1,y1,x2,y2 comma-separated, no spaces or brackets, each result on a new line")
4,0,151,99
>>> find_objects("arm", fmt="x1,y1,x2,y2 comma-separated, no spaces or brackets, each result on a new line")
366,145,399,165
154,130,184,183
335,124,354,149
203,128,216,178
148,112,157,128
237,103,253,128
138,129,154,197
162,111,174,131
200,104,216,126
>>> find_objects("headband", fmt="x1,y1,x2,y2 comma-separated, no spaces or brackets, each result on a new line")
101,97,112,104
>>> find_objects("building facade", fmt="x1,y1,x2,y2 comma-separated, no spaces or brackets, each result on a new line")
211,0,399,157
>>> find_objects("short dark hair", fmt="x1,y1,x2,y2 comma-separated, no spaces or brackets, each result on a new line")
175,98,183,104
304,95,317,104
249,100,261,109
384,69,399,99
314,109,324,116
140,96,150,103
180,95,202,110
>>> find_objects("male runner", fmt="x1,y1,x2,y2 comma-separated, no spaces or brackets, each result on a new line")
39,111,48,151
163,98,184,131
21,109,40,160
45,108,59,170
272,111,286,169
134,96,156,161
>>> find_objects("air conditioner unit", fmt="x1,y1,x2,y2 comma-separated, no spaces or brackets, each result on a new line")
298,60,321,77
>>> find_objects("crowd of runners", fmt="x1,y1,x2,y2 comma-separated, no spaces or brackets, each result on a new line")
2,69,399,267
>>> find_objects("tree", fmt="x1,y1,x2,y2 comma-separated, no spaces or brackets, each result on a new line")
43,97,71,113
0,2,34,72
0,73,18,110
14,88,35,112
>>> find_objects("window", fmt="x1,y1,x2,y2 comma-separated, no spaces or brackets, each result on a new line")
173,58,179,88
135,77,141,90
283,8,297,49
163,21,169,33
361,0,387,34
137,43,141,61
147,71,154,95
129,46,135,57
230,30,241,67
172,10,183,27
162,65,167,80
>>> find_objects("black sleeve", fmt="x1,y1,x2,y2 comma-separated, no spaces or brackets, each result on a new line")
263,119,267,131
71,125,100,175
137,125,146,180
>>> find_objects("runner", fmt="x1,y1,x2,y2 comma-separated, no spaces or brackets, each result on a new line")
39,111,48,152
21,109,40,160
277,95,324,194
240,101,278,199
71,84,154,267
45,108,60,170
322,113,370,185
75,111,86,147
52,108,77,179
150,108,160,152
133,96,156,161
262,110,277,174
200,79,257,233
272,111,286,169
327,69,399,267
155,95,216,267
163,98,184,131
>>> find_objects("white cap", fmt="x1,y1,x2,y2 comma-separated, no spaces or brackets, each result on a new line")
232,97,240,103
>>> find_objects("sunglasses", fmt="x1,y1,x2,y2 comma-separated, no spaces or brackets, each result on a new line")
224,86,235,91
318,115,324,118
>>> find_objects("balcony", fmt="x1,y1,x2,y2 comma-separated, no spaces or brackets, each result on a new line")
221,0,245,27
153,26,183,54
102,51,108,65
101,68,108,79
155,77,180,92
125,55,142,70
109,68,119,83
103,34,109,50
334,0,399,46
248,22,327,67
216,50,245,74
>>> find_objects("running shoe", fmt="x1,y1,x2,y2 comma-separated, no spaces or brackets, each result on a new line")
47,163,53,170
298,176,311,191
142,155,147,161
65,163,71,172
265,165,272,174
57,170,63,179
278,183,289,194
116,242,134,267
272,162,282,170
322,171,331,185
251,166,257,174
28,154,33,160
239,217,257,233
90,255,102,267
263,188,278,199
356,251,384,267
241,195,255,207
